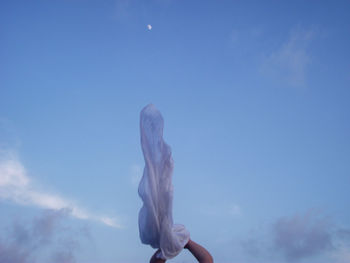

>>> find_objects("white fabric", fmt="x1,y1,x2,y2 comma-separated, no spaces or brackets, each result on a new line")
138,104,190,260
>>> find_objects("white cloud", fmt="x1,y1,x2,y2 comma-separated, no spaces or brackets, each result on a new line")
0,151,123,229
260,28,315,87
0,157,28,187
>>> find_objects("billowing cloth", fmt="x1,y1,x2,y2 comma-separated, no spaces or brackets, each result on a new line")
138,104,190,260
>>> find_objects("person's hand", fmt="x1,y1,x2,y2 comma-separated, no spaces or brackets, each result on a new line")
150,249,166,263
184,239,214,263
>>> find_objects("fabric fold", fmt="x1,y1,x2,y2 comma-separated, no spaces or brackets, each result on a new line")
138,104,190,259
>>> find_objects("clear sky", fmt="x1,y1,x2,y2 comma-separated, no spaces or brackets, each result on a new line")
1,1,350,263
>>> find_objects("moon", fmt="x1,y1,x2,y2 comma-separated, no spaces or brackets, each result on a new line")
147,24,152,30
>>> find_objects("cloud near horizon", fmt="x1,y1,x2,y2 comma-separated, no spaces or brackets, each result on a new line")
0,209,83,263
241,210,350,263
0,151,123,229
272,210,333,261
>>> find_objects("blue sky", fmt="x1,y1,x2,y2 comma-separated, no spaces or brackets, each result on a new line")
1,0,350,262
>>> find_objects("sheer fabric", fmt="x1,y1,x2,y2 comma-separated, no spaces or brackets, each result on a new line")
138,104,190,260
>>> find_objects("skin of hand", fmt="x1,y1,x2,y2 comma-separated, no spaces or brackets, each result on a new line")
185,239,214,263
150,239,213,263
150,249,166,263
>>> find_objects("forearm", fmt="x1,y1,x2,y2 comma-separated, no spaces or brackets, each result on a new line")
185,239,213,263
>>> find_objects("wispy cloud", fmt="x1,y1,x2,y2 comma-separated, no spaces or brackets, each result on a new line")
0,151,123,228
241,210,350,262
260,27,315,87
332,241,350,263
331,228,350,263
0,209,83,263
272,210,333,261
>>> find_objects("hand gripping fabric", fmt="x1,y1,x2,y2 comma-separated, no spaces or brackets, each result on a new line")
138,104,190,260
